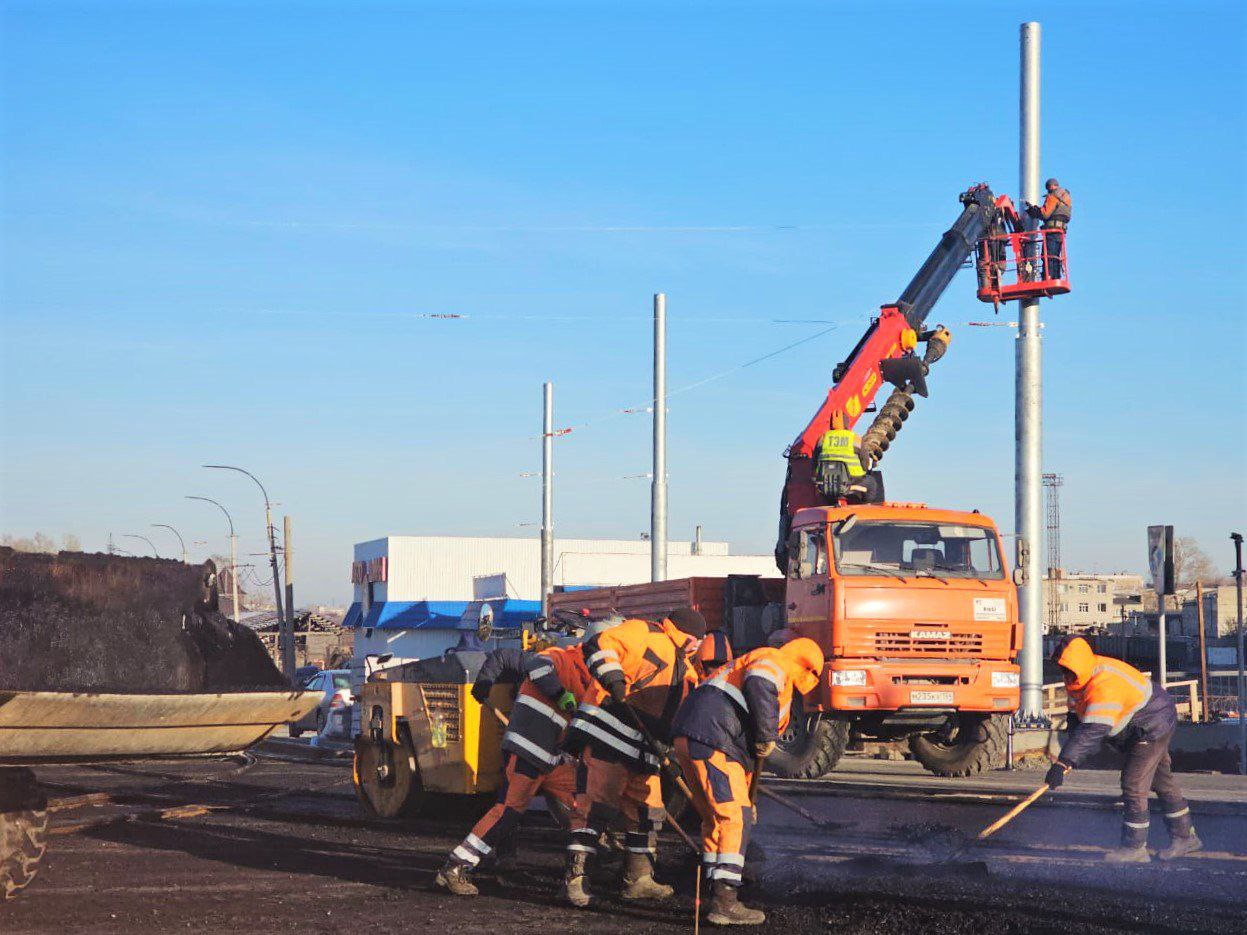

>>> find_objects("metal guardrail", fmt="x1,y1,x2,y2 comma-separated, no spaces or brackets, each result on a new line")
1041,673,1205,722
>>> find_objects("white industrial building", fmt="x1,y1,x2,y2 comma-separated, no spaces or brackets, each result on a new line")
344,534,776,664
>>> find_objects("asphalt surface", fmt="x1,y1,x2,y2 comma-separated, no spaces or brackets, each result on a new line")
4,750,1246,934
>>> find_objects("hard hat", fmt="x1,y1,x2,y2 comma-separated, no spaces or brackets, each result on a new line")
830,411,846,430
778,637,825,695
667,606,708,639
1045,178,1060,189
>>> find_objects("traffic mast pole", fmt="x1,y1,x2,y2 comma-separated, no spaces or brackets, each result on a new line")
652,293,668,582
541,381,555,619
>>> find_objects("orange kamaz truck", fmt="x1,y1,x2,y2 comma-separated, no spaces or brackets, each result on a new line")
551,185,1068,777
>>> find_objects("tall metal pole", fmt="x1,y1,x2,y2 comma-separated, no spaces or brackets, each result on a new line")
1196,581,1210,723
1232,532,1245,775
1016,21,1046,723
541,381,554,619
651,293,668,582
283,515,296,675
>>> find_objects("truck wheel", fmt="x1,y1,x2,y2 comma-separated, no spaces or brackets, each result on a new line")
354,732,425,818
1,768,48,901
908,714,1007,777
766,697,850,779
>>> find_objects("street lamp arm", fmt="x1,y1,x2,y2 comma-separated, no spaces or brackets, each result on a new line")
185,495,235,537
152,524,187,561
122,533,160,558
204,464,270,509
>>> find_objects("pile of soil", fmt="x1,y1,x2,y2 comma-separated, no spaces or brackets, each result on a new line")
0,548,289,694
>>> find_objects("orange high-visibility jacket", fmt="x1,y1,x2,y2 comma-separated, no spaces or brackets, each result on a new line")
568,618,700,770
1056,637,1174,767
1041,188,1072,225
501,644,592,773
672,642,824,767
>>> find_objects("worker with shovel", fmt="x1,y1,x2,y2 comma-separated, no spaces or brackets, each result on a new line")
561,608,707,908
1046,636,1200,863
671,638,826,926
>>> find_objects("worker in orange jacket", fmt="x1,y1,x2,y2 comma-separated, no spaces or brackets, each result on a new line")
672,638,825,926
436,644,592,895
560,607,707,908
1025,177,1071,279
694,627,734,679
1046,636,1199,863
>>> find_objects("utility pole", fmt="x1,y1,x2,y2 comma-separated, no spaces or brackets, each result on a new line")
1042,473,1063,632
541,381,554,619
283,515,296,676
1196,581,1210,723
651,292,668,582
1016,21,1046,725
1232,532,1245,775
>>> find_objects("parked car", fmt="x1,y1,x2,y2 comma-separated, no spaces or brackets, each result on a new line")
294,664,322,687
288,669,352,738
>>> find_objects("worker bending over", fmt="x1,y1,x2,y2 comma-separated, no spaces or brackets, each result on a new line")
672,638,825,926
436,643,592,894
1026,177,1071,280
815,411,877,504
1045,636,1199,863
695,627,734,679
561,608,707,908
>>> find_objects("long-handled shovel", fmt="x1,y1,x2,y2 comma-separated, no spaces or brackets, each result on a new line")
977,783,1049,841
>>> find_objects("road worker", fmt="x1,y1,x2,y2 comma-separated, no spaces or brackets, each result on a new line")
672,638,825,926
694,627,734,679
815,411,873,503
469,646,530,706
1045,636,1199,863
1026,177,1071,279
436,642,593,895
560,607,707,908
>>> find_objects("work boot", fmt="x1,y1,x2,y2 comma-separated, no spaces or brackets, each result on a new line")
706,881,766,926
1103,845,1150,864
620,851,674,901
1158,831,1202,861
561,850,593,909
434,861,479,896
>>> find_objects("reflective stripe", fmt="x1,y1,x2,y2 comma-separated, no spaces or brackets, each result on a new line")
1165,807,1190,819
710,867,743,882
516,693,566,725
452,846,482,865
778,701,791,724
503,730,561,766
527,664,554,680
702,853,718,864
719,852,744,867
745,667,784,690
707,675,749,711
571,719,644,760
1081,715,1116,726
587,649,618,666
568,843,596,853
626,846,654,854
1084,703,1123,714
1123,820,1150,829
1109,681,1152,737
595,662,623,677
578,704,643,740
466,833,491,856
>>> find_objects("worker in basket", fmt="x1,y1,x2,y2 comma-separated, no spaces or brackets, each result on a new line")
815,411,875,504
560,608,706,908
1045,636,1200,863
1025,177,1071,280
672,637,825,926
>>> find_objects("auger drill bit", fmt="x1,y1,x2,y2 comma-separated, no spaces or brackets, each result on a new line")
859,327,952,471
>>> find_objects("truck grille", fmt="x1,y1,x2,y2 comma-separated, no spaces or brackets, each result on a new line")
419,683,462,742
875,631,985,655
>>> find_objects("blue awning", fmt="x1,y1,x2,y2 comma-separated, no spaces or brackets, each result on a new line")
341,598,541,632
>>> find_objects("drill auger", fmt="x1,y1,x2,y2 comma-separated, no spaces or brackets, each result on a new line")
860,327,951,471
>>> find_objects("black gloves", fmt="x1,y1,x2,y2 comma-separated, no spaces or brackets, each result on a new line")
470,682,491,704
1044,762,1070,789
606,679,627,705
1025,203,1043,219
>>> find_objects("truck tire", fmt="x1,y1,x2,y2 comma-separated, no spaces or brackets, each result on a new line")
1,768,48,901
766,697,850,779
908,713,1007,777
354,731,425,818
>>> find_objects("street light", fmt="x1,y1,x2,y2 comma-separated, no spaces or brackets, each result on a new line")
204,464,290,675
186,495,240,623
122,533,160,558
152,524,188,564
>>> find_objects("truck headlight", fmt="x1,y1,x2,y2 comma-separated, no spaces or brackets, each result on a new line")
832,670,867,687
992,671,1020,688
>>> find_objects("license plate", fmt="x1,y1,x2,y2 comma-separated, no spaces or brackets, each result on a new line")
910,690,955,705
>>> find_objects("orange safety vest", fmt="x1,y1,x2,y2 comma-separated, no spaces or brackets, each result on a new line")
502,644,592,772
1058,637,1152,737
1042,188,1072,226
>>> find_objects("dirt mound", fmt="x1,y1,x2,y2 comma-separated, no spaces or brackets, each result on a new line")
0,548,289,694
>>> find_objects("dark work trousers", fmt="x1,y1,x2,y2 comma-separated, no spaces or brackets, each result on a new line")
1044,227,1064,280
1119,730,1192,847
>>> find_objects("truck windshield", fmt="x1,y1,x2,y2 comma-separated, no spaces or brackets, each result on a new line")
833,520,1004,580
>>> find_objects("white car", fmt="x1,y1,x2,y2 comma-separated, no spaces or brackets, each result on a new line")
289,669,352,738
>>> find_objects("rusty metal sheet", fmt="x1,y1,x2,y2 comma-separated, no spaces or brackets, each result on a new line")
0,690,319,763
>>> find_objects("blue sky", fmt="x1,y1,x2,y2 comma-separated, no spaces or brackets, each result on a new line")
2,1,1244,604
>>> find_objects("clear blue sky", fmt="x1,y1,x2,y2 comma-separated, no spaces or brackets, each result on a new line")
2,1,1244,604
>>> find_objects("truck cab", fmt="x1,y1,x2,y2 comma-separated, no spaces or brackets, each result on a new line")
771,502,1021,778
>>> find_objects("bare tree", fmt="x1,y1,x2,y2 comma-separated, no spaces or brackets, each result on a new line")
61,533,82,552
1173,537,1226,592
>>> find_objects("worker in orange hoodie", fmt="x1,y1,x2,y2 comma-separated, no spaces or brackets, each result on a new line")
1025,177,1071,279
560,607,707,908
436,643,592,895
672,638,825,926
1046,636,1199,863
